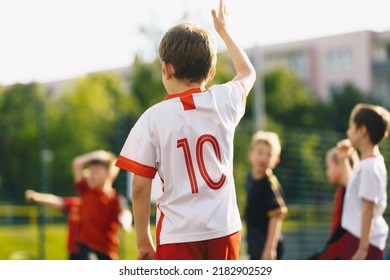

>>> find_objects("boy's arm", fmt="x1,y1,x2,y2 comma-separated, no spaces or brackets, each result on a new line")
25,189,64,209
352,199,374,260
262,214,283,260
212,0,256,93
132,174,155,260
118,195,133,232
72,150,110,183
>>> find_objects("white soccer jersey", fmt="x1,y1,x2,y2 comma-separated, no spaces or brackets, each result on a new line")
341,155,389,250
116,81,246,245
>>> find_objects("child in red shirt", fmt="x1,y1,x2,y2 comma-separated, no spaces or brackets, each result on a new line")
72,150,132,260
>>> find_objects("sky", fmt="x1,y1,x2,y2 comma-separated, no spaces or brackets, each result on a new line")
1,0,390,85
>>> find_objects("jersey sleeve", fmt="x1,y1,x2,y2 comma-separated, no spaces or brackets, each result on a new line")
116,113,158,179
265,176,288,217
209,81,247,126
62,197,80,215
358,166,381,204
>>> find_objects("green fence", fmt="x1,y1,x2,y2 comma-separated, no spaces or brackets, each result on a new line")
233,124,390,259
1,125,390,259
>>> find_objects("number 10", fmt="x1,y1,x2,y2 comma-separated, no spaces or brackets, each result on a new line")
177,134,226,194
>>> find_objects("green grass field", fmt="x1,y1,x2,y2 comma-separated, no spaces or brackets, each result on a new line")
0,220,303,260
0,223,140,260
4,204,381,260
0,204,332,260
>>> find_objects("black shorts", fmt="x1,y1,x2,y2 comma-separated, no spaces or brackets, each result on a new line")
77,243,112,260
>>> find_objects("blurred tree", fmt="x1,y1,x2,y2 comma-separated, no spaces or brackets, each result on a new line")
130,52,235,108
327,83,373,133
0,83,44,201
131,56,166,108
211,53,235,86
46,72,138,195
262,67,318,127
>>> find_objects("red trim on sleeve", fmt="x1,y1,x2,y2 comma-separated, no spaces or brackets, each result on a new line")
115,155,157,179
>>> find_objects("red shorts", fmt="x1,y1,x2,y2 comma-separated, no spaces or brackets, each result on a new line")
338,231,384,260
155,231,241,260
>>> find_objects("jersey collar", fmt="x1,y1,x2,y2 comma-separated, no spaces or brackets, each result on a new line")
164,88,204,101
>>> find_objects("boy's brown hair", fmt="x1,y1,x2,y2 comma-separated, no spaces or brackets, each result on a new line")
350,103,390,145
159,23,217,85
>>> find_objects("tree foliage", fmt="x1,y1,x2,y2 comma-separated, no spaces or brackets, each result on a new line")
131,56,166,108
46,72,138,196
0,83,44,199
0,55,382,204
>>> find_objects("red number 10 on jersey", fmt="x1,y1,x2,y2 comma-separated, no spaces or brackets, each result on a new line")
177,134,226,194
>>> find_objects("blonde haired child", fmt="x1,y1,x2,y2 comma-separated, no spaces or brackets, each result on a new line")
244,130,288,260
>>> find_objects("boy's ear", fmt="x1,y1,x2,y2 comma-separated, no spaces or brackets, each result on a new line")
358,125,368,137
162,61,174,80
206,68,216,84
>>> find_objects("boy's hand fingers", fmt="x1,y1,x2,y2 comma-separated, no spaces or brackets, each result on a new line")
211,9,217,20
220,0,227,16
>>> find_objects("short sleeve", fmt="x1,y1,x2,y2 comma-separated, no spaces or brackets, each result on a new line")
264,176,288,217
116,113,158,179
209,81,247,126
358,167,381,204
62,197,81,215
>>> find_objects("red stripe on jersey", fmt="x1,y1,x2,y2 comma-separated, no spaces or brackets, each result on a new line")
156,204,165,246
115,155,157,179
180,94,196,111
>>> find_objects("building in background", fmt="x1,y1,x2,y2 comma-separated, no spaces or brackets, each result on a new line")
41,29,390,106
248,29,390,106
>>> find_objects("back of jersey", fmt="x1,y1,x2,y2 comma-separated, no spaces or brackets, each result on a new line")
117,81,247,245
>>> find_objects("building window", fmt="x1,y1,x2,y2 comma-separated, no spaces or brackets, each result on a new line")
373,76,390,107
287,53,309,80
329,83,343,97
387,46,390,62
373,45,389,64
327,48,352,71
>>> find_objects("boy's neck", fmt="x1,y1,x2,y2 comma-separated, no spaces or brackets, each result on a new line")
252,168,272,180
359,143,380,159
96,181,114,194
166,80,206,95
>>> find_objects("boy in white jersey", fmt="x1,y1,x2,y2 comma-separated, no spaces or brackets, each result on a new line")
338,103,390,259
115,0,256,260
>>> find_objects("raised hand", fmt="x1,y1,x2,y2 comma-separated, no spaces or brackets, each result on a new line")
337,139,355,160
211,0,228,33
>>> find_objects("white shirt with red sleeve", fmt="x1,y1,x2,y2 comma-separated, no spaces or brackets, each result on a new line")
341,155,388,250
116,81,246,245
